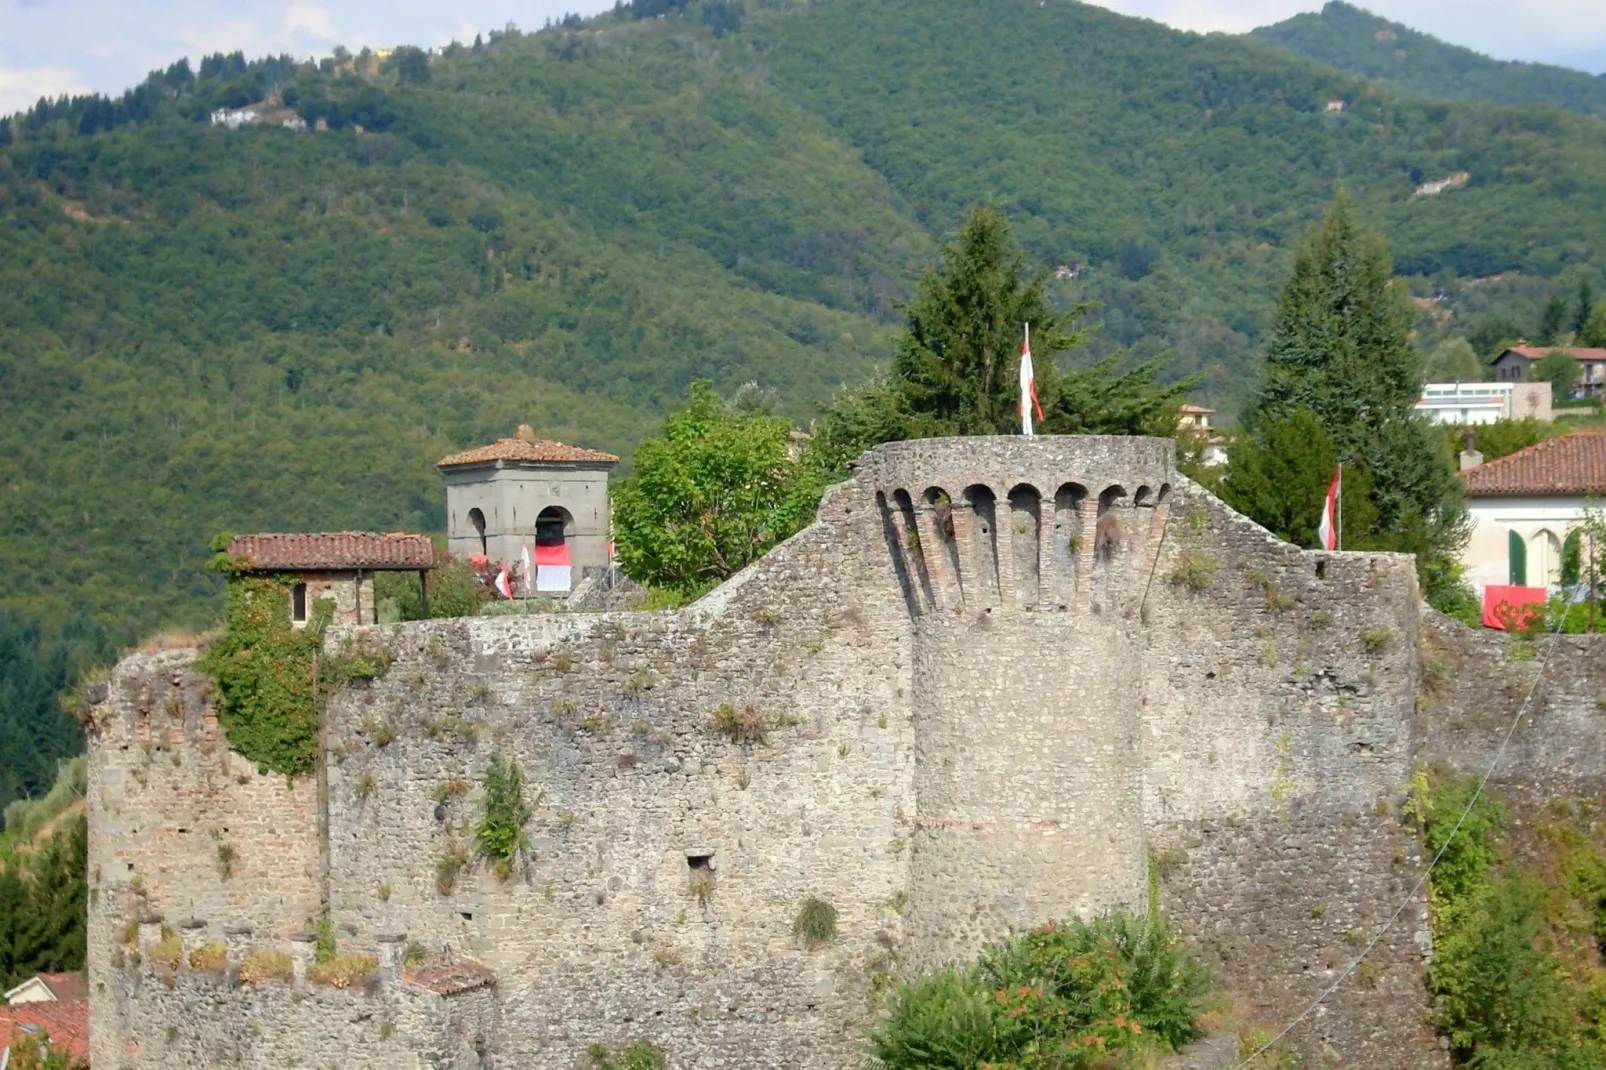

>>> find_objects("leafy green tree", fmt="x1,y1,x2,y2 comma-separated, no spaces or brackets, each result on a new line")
390,46,431,84
1444,418,1557,463
614,383,822,597
1251,192,1467,588
1538,294,1570,345
1529,349,1580,402
1423,337,1485,382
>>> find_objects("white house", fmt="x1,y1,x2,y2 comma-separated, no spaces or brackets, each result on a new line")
1457,431,1606,596
1176,404,1229,466
1415,381,1552,425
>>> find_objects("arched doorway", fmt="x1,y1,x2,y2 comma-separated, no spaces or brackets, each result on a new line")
468,508,488,556
1529,529,1563,587
534,506,574,593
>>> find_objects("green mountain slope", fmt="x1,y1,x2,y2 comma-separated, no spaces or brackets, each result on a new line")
6,0,1606,645
1252,1,1606,117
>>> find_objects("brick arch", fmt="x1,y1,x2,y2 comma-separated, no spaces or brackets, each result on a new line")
1133,485,1153,507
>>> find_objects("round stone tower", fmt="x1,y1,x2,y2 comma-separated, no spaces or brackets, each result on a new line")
863,436,1176,967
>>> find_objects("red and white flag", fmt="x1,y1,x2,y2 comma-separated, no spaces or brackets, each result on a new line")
534,543,573,593
1019,323,1044,436
493,563,516,601
1317,464,1342,551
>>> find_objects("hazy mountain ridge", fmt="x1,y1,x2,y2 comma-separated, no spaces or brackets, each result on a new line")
1252,1,1606,118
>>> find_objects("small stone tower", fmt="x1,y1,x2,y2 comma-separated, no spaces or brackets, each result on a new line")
437,425,619,591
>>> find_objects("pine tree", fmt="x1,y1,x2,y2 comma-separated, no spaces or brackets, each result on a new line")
1222,409,1377,549
0,862,29,987
1252,192,1467,586
1574,279,1596,338
812,206,1192,471
1537,294,1569,345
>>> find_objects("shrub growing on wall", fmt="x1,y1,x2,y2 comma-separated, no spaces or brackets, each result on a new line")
867,909,1210,1069
197,575,324,776
475,751,534,880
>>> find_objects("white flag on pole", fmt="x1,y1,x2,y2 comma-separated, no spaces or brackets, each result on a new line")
1317,465,1342,551
1019,323,1044,436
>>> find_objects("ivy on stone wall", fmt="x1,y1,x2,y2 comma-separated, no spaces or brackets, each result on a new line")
196,575,326,777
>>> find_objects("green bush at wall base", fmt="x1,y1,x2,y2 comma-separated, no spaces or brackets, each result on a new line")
867,909,1210,1069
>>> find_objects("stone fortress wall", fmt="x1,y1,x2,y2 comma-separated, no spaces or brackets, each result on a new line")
84,436,1606,1069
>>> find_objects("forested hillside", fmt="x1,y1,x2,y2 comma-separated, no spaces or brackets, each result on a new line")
6,0,1606,657
1253,2,1606,118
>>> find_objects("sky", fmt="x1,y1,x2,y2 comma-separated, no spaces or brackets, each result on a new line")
2,0,1604,117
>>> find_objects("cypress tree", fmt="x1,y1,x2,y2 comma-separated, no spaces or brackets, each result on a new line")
1251,192,1467,595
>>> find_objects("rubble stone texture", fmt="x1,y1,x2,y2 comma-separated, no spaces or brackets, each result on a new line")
85,435,1604,1068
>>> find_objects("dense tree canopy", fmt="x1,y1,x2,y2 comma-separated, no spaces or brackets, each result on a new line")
613,383,823,597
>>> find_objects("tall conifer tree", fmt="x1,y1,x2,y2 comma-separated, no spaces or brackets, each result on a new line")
1249,192,1468,599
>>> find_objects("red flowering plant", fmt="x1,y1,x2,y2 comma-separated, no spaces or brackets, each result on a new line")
869,910,1210,1070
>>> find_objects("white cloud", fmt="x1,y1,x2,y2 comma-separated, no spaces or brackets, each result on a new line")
176,17,268,59
283,1,339,45
0,63,91,114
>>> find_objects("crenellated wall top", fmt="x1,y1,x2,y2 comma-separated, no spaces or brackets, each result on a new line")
857,435,1176,509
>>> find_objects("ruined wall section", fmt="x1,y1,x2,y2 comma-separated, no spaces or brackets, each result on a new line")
318,477,919,1067
85,648,324,1069
1142,481,1445,1069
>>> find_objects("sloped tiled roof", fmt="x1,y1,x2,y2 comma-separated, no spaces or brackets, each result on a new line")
228,532,435,571
402,959,497,996
1461,432,1606,497
0,998,89,1065
1498,345,1606,363
35,972,86,1004
437,438,619,467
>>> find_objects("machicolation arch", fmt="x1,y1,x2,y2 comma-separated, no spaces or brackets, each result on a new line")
879,474,1169,617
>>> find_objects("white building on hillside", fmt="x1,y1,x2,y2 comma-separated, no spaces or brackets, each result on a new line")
1457,431,1606,596
1416,381,1552,425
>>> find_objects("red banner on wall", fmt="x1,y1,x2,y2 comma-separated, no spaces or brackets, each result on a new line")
1481,585,1547,631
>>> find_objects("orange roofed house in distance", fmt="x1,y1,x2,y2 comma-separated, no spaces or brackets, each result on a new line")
1456,431,1606,598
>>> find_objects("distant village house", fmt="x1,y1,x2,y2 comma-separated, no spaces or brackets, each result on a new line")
1,971,88,1068
1457,432,1606,617
1415,381,1552,425
1491,344,1606,398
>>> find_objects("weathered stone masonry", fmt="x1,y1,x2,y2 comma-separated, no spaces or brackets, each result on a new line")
86,436,1606,1068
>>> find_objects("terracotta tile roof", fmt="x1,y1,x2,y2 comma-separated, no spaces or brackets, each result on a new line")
0,998,89,1065
1499,345,1606,363
36,972,86,1003
1460,432,1606,497
227,532,436,571
437,438,619,467
402,959,497,996
1177,403,1215,415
